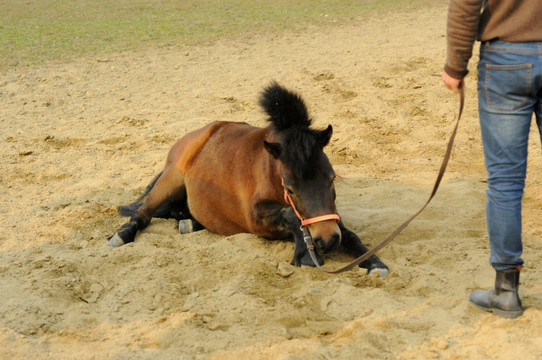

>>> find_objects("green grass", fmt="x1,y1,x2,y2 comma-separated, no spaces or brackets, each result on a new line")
0,0,438,71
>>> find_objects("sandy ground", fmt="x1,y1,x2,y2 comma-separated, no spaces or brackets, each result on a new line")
2,3,542,359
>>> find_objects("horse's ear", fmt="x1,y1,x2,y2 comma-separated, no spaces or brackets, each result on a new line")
264,140,282,159
318,125,333,148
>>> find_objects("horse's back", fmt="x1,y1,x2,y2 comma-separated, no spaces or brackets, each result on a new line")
166,121,223,173
168,121,260,171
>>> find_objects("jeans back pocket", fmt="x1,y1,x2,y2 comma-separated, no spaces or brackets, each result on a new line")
484,64,532,112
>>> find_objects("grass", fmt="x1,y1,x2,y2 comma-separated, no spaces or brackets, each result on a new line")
0,0,438,71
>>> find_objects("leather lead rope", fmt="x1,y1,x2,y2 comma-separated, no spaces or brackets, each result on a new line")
305,86,465,274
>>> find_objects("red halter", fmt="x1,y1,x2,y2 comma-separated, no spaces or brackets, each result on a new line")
281,177,340,227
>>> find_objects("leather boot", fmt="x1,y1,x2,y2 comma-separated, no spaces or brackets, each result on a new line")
469,269,523,319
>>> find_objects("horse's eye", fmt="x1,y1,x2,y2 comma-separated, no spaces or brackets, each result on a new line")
286,188,294,195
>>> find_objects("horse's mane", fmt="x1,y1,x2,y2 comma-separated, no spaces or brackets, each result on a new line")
260,83,328,178
259,82,312,130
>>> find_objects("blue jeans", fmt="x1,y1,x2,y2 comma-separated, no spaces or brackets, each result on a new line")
477,40,542,272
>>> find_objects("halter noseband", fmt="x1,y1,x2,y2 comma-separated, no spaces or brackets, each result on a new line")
281,177,340,226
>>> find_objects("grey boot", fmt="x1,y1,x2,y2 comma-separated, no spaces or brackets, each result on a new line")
469,269,523,319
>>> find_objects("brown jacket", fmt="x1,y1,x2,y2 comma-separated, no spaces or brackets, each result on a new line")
445,0,542,79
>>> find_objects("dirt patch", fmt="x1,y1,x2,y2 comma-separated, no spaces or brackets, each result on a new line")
2,4,542,359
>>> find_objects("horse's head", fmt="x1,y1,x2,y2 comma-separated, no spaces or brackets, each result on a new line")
260,82,341,253
264,125,341,252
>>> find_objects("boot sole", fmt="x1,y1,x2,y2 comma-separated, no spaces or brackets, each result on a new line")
470,301,523,319
492,308,523,319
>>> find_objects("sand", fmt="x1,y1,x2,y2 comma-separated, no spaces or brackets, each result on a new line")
2,3,542,359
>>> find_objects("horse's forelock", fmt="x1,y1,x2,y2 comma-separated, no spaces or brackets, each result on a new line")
280,128,323,179
260,83,329,179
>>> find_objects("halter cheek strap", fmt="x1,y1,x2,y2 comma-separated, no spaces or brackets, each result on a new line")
281,178,340,226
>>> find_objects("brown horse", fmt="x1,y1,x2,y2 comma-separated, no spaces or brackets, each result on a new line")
109,83,388,274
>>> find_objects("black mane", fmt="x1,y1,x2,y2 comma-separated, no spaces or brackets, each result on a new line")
260,83,331,179
259,82,311,131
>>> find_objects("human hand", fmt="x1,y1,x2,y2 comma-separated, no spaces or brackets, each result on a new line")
441,71,464,93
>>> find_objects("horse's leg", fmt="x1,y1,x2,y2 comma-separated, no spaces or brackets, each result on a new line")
294,230,324,267
178,218,205,234
278,208,324,267
109,168,185,247
339,221,389,276
253,202,323,267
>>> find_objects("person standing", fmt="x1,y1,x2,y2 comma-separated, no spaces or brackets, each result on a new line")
442,0,542,318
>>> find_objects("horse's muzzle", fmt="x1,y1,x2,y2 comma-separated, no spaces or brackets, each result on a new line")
314,232,341,253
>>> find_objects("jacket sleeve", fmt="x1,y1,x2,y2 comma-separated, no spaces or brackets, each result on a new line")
444,0,485,79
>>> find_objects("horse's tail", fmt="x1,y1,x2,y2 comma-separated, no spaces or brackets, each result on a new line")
117,172,162,217
117,172,186,220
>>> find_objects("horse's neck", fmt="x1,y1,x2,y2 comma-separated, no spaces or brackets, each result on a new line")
258,130,282,197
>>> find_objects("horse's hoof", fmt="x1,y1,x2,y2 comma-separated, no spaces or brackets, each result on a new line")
368,267,390,277
109,233,126,247
178,219,194,234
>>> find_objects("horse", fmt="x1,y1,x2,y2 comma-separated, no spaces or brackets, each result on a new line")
109,83,389,275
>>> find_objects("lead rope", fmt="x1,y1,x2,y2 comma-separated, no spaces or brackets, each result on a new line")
305,86,465,274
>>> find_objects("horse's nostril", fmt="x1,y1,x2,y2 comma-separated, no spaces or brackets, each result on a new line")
313,237,324,251
314,234,341,253
328,233,341,251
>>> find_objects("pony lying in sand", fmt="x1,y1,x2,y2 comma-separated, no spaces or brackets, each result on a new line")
109,83,388,275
